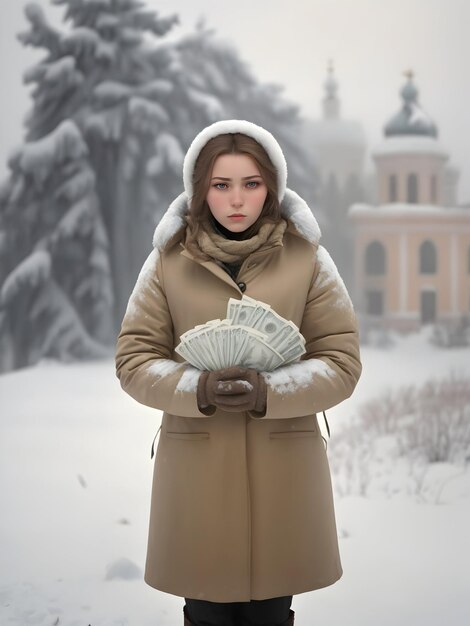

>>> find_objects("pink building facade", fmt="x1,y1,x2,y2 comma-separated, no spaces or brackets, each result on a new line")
349,74,470,332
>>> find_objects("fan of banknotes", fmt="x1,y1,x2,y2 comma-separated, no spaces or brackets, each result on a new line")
174,295,306,372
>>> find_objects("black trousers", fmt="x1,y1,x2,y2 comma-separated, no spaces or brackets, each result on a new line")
184,595,293,626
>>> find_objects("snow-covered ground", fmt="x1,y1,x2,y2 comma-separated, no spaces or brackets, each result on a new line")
1,326,469,625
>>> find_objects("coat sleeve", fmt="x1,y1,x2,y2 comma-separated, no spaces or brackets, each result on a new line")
247,244,362,420
115,248,215,418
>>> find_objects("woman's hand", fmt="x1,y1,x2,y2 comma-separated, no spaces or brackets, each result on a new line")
197,366,267,413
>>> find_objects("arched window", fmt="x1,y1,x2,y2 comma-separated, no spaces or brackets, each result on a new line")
389,174,397,202
419,240,437,274
407,173,419,203
430,174,437,204
365,241,386,275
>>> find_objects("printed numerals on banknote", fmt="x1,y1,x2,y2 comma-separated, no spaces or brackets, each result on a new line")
174,295,306,371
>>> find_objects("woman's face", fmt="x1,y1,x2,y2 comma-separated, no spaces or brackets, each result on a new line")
206,153,268,232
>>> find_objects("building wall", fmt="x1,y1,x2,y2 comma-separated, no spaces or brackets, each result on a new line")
374,153,448,205
352,214,470,330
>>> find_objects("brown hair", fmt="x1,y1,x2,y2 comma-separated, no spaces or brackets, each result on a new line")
163,133,282,261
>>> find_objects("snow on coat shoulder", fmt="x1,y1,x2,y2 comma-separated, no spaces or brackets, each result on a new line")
314,245,354,311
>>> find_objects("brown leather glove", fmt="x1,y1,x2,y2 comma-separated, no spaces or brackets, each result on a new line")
197,365,267,414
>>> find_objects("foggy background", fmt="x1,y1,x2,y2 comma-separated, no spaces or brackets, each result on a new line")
2,0,470,202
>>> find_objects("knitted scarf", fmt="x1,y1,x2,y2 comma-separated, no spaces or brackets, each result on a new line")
193,218,288,263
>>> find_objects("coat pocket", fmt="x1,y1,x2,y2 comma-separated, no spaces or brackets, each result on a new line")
269,429,318,439
166,431,210,440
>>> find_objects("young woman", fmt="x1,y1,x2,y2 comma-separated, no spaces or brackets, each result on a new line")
115,119,362,626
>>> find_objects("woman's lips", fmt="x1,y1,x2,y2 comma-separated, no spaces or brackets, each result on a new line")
228,215,245,220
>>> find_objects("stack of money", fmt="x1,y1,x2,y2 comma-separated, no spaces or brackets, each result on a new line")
174,295,306,371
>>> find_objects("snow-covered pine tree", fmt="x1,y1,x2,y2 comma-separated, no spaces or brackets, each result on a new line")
0,1,320,374
0,0,184,372
0,117,112,372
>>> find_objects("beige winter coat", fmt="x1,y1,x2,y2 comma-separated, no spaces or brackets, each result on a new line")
115,187,362,602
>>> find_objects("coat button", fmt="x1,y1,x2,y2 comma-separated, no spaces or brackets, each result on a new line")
237,282,246,292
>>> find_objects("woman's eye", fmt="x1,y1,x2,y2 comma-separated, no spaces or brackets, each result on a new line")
213,181,260,190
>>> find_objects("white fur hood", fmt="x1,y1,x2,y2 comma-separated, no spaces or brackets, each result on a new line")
152,119,321,251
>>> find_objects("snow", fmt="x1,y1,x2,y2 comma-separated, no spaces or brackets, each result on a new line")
18,120,87,187
1,334,469,625
56,197,92,237
279,188,322,245
84,107,123,141
151,191,188,250
372,135,449,158
261,357,336,394
61,26,115,62
96,13,119,30
24,57,82,88
23,2,47,24
56,167,95,202
123,248,160,320
93,81,133,104
0,249,51,305
232,379,253,392
146,358,184,384
175,363,202,393
409,102,434,127
62,27,100,49
96,40,116,62
313,245,352,310
43,56,79,83
153,132,184,175
139,79,174,99
105,558,141,582
147,132,184,176
185,87,224,120
128,96,169,127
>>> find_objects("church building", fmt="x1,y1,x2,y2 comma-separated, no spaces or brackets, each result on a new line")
349,72,470,332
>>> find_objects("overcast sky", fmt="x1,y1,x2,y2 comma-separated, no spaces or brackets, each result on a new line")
1,0,469,203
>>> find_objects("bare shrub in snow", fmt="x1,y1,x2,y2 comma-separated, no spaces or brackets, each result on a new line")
397,371,470,464
430,315,470,348
360,384,416,437
329,370,470,500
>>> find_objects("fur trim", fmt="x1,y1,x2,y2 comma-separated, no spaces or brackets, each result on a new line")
152,187,321,250
182,119,288,203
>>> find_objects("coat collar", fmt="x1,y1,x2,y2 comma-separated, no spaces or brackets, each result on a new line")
152,187,321,252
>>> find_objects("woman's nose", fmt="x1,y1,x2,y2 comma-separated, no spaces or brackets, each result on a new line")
230,187,244,205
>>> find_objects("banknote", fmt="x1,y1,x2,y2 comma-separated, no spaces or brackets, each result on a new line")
174,296,306,371
237,333,284,370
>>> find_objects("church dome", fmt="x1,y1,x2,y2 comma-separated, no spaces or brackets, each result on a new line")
384,72,438,138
